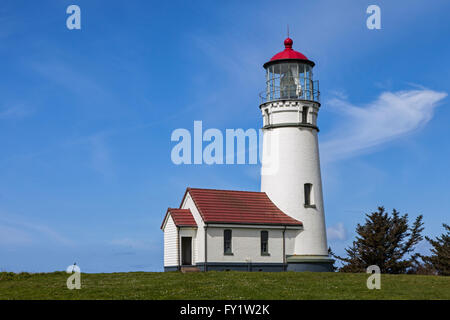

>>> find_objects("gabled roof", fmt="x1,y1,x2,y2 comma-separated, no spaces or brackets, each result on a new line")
181,188,302,226
161,208,197,230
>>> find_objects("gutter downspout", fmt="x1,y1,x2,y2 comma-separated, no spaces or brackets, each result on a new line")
204,225,208,272
283,226,286,271
177,226,180,271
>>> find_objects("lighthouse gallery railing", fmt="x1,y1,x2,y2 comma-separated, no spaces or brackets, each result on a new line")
259,80,320,104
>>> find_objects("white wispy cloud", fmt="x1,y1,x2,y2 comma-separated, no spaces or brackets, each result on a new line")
62,131,116,178
31,60,107,99
0,105,33,119
0,213,74,247
110,238,156,250
327,222,347,241
0,225,33,245
321,89,447,163
88,133,115,178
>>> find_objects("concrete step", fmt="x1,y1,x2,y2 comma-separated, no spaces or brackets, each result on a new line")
181,266,200,273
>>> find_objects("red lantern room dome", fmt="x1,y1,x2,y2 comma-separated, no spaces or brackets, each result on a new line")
263,37,314,68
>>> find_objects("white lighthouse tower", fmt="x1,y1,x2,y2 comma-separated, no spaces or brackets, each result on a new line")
260,37,333,271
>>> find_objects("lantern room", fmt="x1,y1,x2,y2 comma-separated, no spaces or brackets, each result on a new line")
261,38,320,103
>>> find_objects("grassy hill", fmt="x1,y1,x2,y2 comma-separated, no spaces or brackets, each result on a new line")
0,271,449,300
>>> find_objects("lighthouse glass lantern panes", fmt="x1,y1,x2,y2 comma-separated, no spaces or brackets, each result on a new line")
261,231,269,254
265,62,313,101
224,229,232,254
279,63,297,99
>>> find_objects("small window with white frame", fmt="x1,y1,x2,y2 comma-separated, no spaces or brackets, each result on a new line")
224,229,232,255
302,106,309,124
261,230,269,255
304,183,315,207
264,109,270,126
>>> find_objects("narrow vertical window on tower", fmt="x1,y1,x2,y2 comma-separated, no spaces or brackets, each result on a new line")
261,230,269,255
304,183,314,207
302,106,309,124
264,108,270,126
224,229,232,254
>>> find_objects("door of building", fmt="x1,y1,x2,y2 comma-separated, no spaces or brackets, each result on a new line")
181,237,192,265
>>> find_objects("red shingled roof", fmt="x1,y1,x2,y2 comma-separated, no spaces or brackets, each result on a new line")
161,208,197,229
269,37,309,62
183,188,302,226
263,37,314,69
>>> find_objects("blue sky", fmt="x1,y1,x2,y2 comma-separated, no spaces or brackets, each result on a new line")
0,0,449,272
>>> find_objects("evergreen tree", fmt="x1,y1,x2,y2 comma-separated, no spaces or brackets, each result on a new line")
332,207,424,274
420,224,450,276
328,247,338,272
407,253,435,275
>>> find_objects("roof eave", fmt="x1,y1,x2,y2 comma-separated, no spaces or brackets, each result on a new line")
205,221,303,228
263,58,315,69
160,208,172,230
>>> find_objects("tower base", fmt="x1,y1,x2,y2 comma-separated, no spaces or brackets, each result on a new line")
286,255,335,272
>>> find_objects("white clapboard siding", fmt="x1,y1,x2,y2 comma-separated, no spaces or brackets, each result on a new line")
179,228,197,264
181,193,205,263
163,215,178,267
206,227,285,263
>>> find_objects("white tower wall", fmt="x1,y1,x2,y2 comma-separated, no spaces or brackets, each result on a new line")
261,100,328,256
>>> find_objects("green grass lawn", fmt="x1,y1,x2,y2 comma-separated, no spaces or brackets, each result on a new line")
0,271,449,300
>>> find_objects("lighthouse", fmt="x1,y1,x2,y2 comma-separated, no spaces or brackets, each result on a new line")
162,37,334,273
260,37,333,271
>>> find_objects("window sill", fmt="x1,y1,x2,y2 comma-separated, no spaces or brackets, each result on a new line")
261,253,271,256
304,204,316,209
224,252,234,256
